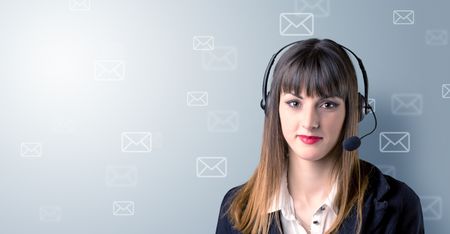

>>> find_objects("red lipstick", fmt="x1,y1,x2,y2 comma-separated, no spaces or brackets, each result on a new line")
298,135,323,144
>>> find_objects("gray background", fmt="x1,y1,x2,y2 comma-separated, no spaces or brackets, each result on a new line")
0,0,448,233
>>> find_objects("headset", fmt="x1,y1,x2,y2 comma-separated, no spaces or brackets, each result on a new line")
259,40,377,151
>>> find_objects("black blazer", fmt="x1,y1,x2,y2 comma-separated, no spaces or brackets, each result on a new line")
216,160,424,234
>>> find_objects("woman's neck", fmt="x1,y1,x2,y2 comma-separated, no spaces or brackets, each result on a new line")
287,151,337,208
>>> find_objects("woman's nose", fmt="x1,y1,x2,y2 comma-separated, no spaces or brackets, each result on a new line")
301,105,320,130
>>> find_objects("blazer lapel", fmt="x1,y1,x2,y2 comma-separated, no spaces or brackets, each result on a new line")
268,211,284,234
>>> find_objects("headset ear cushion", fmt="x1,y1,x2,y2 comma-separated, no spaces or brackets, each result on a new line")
358,92,366,122
266,91,271,110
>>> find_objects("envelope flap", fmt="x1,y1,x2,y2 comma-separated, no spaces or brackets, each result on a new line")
97,61,123,72
189,92,207,100
210,111,237,124
115,201,133,208
123,133,151,144
108,166,136,178
23,143,40,151
381,132,408,145
199,157,225,170
73,0,88,6
194,36,213,44
429,30,446,37
207,48,235,61
393,95,421,107
302,0,325,8
41,207,60,216
282,13,312,28
395,10,413,19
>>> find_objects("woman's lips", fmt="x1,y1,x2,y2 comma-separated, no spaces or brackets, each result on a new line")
298,135,323,144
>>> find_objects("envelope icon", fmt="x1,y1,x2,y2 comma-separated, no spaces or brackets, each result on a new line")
121,132,152,153
393,10,414,25
379,132,410,153
420,196,442,220
426,30,448,46
193,36,214,51
196,157,227,178
280,13,314,36
40,206,62,222
113,201,135,216
201,47,237,71
187,91,208,106
69,0,90,11
391,93,423,115
106,166,138,187
21,142,42,157
52,118,76,134
295,0,330,17
95,60,125,81
442,84,450,98
207,111,239,132
378,165,396,178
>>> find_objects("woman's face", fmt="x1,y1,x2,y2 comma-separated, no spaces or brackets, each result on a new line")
279,89,346,161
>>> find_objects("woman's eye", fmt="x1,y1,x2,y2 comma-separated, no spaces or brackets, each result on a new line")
286,100,299,108
321,101,339,109
285,100,339,109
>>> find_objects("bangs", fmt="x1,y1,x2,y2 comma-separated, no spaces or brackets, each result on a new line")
280,49,350,99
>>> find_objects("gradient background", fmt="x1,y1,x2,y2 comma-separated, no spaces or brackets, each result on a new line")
0,0,448,233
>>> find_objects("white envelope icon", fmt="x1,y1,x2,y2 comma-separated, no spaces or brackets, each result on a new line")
201,46,237,71
113,201,135,216
379,132,410,153
187,91,208,106
196,157,227,178
193,36,214,51
106,166,138,187
426,30,448,46
40,206,62,222
378,165,396,178
391,93,423,115
393,10,414,25
280,13,314,36
207,111,239,132
20,142,42,157
420,196,442,220
442,84,450,99
121,132,152,153
295,0,330,17
95,60,125,81
51,118,76,134
69,0,90,11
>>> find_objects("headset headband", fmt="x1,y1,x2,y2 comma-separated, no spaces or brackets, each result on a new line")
260,40,369,116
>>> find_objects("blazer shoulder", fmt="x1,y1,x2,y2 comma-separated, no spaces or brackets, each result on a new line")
383,174,421,207
361,159,421,206
216,184,245,234
383,175,425,233
219,184,244,213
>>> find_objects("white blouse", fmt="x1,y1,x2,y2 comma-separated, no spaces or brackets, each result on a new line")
268,171,338,234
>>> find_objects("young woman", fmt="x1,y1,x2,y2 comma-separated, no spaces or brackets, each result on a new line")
215,38,424,234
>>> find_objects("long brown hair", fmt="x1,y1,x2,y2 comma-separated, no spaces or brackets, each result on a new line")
226,38,369,234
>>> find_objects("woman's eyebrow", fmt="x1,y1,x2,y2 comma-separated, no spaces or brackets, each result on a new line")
285,93,335,100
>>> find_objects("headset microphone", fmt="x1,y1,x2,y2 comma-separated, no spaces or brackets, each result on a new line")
343,104,378,151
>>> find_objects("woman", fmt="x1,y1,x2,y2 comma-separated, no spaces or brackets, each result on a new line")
215,38,424,234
